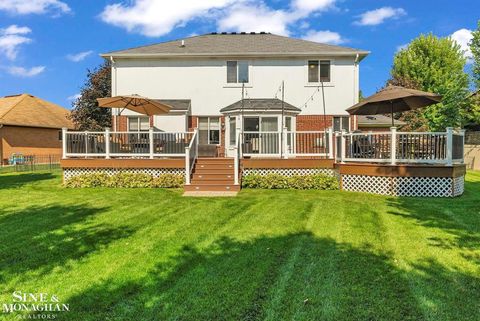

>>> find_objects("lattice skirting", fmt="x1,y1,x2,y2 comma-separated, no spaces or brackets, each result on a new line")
242,168,336,177
341,174,465,197
63,168,185,180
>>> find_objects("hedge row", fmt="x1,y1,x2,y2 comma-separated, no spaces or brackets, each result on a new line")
242,173,338,190
64,172,184,188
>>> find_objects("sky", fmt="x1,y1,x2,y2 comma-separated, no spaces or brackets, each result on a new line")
0,0,478,108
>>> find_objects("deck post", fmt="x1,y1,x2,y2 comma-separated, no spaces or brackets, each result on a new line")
340,129,346,163
282,127,288,159
185,146,191,185
390,127,397,165
446,127,453,166
105,127,111,159
149,127,154,159
62,127,67,159
328,127,334,159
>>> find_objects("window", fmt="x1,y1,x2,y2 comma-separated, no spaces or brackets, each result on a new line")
333,116,350,132
199,117,220,145
128,117,150,131
308,60,331,83
229,116,236,146
227,61,249,83
58,130,62,141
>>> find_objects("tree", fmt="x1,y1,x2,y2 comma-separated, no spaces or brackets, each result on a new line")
471,20,480,89
391,33,469,130
70,60,112,130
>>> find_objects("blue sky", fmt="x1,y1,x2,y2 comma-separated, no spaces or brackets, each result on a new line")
0,0,477,108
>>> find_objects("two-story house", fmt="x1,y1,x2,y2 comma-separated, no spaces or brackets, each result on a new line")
101,32,369,157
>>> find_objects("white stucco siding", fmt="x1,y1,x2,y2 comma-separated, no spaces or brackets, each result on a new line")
154,115,188,132
112,57,358,116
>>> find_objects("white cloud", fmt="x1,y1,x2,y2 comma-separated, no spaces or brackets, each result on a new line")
67,93,81,100
450,28,473,63
100,0,237,37
0,0,70,15
0,25,32,60
355,7,406,26
67,50,93,62
396,43,408,52
291,0,335,13
302,30,345,44
218,2,292,35
100,0,338,37
7,65,45,77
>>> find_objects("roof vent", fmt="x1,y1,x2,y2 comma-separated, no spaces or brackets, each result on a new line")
260,31,266,34
240,31,246,34
221,32,227,34
180,40,185,47
250,32,256,34
211,32,217,35
231,32,236,34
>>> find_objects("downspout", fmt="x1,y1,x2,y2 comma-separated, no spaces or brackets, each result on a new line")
353,53,359,130
110,56,117,131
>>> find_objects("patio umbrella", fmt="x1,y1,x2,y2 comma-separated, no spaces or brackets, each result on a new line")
346,85,442,127
97,94,171,115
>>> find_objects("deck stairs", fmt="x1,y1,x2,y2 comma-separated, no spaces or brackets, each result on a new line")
184,158,240,192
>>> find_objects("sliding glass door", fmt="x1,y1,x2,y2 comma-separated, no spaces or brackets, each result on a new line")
243,116,279,154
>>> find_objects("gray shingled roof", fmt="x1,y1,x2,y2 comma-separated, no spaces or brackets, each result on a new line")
220,98,301,113
154,99,191,111
102,33,369,58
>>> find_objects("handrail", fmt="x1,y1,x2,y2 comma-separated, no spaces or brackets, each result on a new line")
185,129,198,185
234,132,241,185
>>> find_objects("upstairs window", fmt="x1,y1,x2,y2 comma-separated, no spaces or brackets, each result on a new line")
227,61,249,83
308,60,331,83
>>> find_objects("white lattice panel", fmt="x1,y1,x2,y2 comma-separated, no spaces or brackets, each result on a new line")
453,176,464,197
395,177,452,197
342,175,392,195
63,168,184,180
243,168,336,177
341,174,465,197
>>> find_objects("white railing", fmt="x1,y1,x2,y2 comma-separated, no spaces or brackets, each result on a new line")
234,132,242,185
185,129,198,185
339,127,464,165
241,128,333,158
63,128,194,159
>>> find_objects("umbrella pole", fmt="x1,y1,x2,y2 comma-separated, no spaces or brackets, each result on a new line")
391,101,394,127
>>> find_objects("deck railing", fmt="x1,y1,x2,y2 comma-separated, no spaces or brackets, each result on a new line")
185,129,198,185
340,127,465,165
62,127,465,166
62,128,194,159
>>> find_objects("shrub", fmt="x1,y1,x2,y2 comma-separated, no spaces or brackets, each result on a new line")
64,172,184,188
242,173,338,190
152,174,184,188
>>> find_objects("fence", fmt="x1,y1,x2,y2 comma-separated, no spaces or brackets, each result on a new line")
0,154,61,173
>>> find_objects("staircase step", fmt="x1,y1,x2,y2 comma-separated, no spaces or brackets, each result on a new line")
197,158,234,164
194,168,234,173
195,164,234,170
184,184,241,192
193,173,235,180
190,179,234,185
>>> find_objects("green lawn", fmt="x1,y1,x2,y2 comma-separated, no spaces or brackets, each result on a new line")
0,171,479,321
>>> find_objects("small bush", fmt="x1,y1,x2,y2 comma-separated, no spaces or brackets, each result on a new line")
64,172,184,188
242,173,338,190
152,174,184,188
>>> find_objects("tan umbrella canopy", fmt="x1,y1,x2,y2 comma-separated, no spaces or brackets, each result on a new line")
346,85,442,127
97,94,171,115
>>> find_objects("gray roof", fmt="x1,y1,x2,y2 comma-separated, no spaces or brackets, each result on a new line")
220,98,301,113
154,99,190,111
358,115,406,127
102,33,369,59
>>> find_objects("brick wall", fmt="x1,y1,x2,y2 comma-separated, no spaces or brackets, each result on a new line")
0,126,63,164
296,115,333,131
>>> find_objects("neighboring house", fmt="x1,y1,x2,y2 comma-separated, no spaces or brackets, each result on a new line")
357,115,406,131
0,94,74,164
102,32,369,157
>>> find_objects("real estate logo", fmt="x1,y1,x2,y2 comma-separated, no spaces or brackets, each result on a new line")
2,291,69,319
